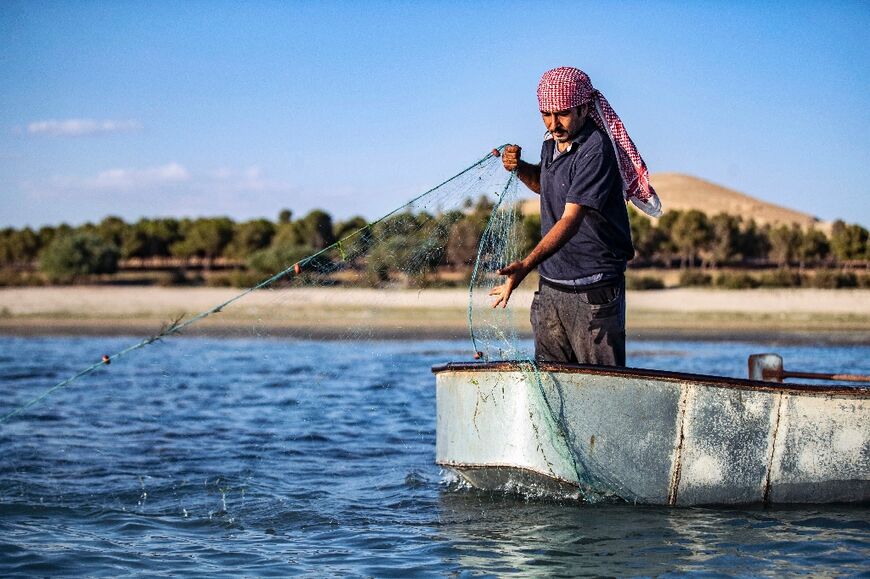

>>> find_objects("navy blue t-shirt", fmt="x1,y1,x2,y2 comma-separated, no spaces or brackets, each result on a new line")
537,119,634,283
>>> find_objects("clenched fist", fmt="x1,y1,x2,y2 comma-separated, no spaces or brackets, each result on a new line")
501,144,521,172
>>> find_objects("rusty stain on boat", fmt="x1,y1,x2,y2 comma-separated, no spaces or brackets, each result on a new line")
762,392,785,505
667,386,690,506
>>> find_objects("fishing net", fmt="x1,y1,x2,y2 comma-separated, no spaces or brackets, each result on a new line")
3,145,627,521
1,147,538,425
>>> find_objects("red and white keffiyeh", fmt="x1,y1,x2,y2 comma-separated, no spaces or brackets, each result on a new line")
537,67,662,217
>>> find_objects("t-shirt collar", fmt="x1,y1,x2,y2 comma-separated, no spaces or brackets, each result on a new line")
547,118,593,160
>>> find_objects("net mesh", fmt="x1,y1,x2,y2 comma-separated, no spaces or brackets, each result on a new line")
2,147,615,502
1,147,536,423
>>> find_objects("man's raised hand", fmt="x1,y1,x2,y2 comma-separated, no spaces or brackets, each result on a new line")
501,145,522,172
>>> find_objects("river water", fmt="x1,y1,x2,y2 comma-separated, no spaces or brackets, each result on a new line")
0,336,867,576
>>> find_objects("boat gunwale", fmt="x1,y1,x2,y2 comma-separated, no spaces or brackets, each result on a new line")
431,361,868,396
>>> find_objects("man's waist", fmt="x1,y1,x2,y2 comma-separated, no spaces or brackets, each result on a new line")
539,272,622,292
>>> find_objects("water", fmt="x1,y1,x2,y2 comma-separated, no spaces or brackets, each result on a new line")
0,336,867,576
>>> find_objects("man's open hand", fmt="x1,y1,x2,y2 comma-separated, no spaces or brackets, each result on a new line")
489,260,530,308
501,145,521,172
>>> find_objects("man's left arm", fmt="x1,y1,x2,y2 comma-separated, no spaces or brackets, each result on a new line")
489,203,584,308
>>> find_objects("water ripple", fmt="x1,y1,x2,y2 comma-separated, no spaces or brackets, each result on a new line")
0,337,868,576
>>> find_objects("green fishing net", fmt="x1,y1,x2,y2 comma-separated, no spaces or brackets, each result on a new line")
2,147,539,423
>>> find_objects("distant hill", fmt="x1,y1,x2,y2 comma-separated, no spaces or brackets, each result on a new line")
520,172,826,230
648,173,823,228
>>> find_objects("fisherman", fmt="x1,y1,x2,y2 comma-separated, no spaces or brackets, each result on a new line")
490,66,661,366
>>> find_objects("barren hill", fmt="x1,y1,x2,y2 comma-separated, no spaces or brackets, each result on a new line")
649,173,822,228
521,173,825,229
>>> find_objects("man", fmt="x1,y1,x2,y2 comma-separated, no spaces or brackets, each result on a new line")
490,67,661,366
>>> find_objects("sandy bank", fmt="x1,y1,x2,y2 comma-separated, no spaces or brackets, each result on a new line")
0,286,868,341
3,286,870,315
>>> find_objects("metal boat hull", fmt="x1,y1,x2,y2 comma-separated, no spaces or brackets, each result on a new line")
434,362,869,505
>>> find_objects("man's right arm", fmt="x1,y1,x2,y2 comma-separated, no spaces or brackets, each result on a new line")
501,145,541,194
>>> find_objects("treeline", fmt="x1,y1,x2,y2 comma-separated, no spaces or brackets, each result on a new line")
629,207,868,268
0,199,501,285
0,202,867,286
0,209,346,270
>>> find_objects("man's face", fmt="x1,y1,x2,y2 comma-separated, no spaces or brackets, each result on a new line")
541,105,587,143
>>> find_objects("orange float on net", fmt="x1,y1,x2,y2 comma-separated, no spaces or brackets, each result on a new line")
101,355,111,365
294,263,302,275
473,351,483,360
491,148,501,157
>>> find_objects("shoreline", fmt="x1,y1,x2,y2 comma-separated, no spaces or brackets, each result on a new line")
1,319,868,345
1,286,868,344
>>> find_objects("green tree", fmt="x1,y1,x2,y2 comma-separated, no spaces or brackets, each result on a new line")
669,210,711,268
413,211,457,276
654,210,680,264
95,216,128,249
0,228,14,266
708,213,742,267
371,211,420,240
443,196,501,269
446,215,485,267
39,233,119,282
296,209,335,250
247,243,318,276
737,219,770,261
271,221,304,249
768,224,802,267
628,206,667,262
37,225,60,251
126,218,182,260
225,219,276,259
797,227,830,268
830,220,869,261
334,216,369,241
0,227,41,267
278,209,293,224
332,216,372,262
366,232,438,287
364,211,433,286
270,210,336,252
251,211,338,278
170,217,235,267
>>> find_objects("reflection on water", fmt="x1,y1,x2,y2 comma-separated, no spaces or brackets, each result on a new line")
437,490,869,576
0,336,867,575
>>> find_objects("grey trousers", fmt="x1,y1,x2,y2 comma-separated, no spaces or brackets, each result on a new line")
530,277,626,366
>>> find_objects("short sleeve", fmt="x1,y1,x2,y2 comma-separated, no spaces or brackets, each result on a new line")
565,151,618,213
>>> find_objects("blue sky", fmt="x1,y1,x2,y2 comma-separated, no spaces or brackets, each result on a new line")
1,1,868,228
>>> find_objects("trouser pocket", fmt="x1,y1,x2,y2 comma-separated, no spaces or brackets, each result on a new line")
583,283,620,306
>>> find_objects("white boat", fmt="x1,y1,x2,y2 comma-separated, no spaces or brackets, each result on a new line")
433,355,869,505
